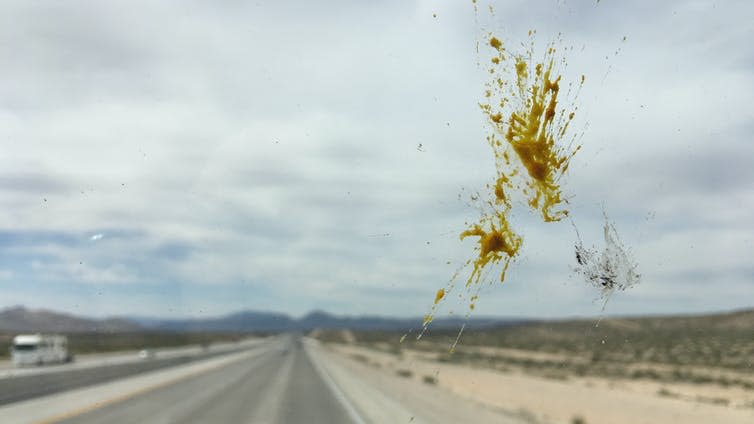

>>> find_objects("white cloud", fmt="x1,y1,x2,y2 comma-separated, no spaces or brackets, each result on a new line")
0,0,752,317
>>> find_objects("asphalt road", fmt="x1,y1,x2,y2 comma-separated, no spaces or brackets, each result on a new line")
0,342,260,406
57,336,357,424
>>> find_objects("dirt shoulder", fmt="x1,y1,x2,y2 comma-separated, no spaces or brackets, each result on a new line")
324,342,754,424
307,339,527,424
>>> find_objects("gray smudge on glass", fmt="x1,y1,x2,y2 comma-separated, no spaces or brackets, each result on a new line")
573,212,640,307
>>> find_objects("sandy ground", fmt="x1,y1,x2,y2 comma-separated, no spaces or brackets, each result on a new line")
307,339,526,424
324,343,754,424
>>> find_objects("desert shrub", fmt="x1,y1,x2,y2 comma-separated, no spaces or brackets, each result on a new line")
349,353,369,363
657,388,679,398
396,369,413,378
422,375,438,384
571,415,586,424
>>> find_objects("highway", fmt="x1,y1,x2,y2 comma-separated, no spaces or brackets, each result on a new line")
57,336,354,424
0,339,263,406
0,335,522,424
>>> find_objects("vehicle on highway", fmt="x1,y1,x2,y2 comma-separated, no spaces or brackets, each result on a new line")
10,334,72,367
137,349,155,360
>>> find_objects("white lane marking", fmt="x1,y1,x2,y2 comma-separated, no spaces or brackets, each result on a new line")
307,343,422,424
303,339,367,424
246,346,295,424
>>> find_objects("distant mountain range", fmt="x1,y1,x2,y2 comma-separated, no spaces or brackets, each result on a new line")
130,310,523,333
4,305,751,335
0,306,142,333
0,305,523,334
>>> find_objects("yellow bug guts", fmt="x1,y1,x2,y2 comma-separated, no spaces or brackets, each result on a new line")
423,31,582,329
481,35,582,223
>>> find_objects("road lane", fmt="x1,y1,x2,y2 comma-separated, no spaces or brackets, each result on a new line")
0,339,264,406
1,335,526,424
58,336,356,424
277,338,357,424
0,345,274,424
0,339,264,379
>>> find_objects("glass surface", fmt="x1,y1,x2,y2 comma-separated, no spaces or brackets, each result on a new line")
0,1,751,423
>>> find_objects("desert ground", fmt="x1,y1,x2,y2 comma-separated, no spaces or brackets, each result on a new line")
313,310,754,424
318,341,754,424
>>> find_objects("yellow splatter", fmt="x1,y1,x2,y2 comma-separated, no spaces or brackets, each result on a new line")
481,33,582,222
489,36,502,50
460,216,522,286
434,288,445,304
422,31,583,336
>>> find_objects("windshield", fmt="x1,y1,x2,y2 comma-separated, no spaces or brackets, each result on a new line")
0,1,751,423
12,344,37,352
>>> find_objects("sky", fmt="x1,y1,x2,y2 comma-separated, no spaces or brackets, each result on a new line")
0,0,752,319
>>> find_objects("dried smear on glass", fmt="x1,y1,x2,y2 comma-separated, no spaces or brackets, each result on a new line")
481,32,583,223
574,213,640,305
422,31,583,331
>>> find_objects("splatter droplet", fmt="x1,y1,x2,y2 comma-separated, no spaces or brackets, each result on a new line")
434,288,445,304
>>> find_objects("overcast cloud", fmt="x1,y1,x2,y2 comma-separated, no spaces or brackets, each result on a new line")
0,0,752,319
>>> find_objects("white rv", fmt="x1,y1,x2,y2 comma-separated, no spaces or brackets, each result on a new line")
11,334,72,367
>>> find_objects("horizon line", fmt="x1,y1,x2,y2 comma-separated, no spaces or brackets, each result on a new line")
3,304,752,324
